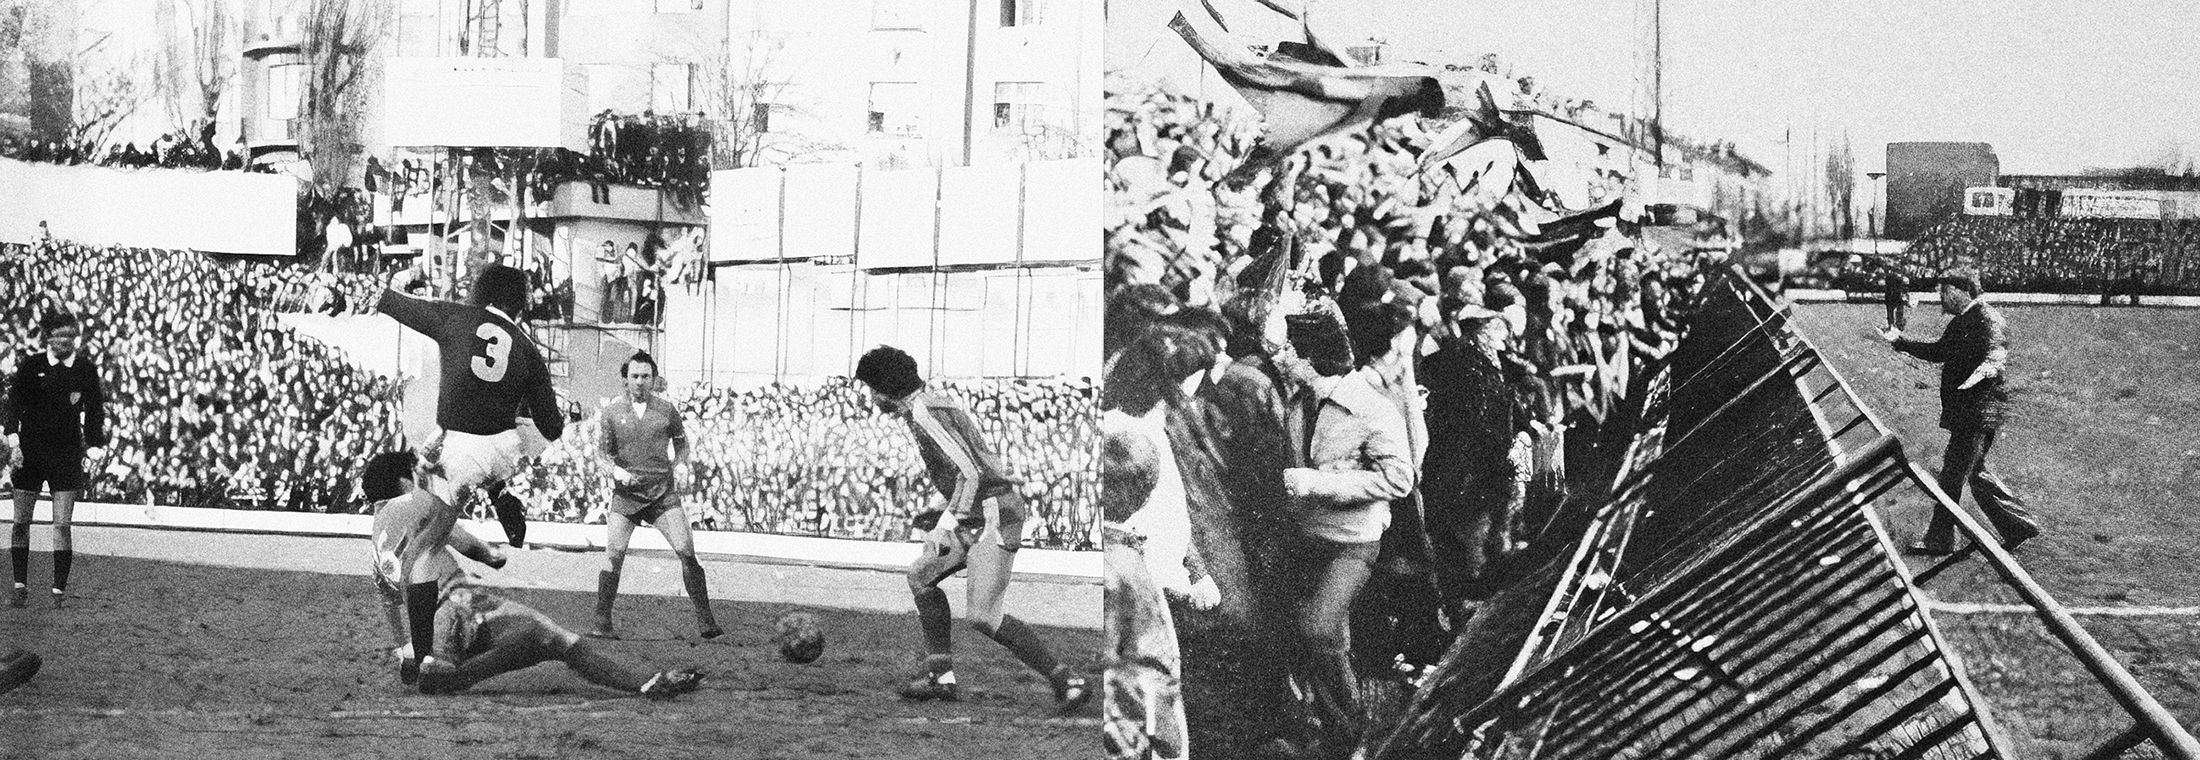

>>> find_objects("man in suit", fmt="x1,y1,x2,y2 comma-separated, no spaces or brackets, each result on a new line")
1883,270,2039,555
3,312,108,609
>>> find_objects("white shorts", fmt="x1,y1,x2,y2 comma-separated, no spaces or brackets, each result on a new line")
423,422,550,504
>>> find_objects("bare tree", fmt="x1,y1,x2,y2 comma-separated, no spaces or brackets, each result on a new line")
71,64,143,155
153,0,235,130
298,0,389,194
1001,120,1092,163
697,31,836,169
1824,132,1856,240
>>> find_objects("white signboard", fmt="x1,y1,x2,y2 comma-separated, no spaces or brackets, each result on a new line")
1962,186,2013,216
2060,189,2163,220
0,158,298,255
1021,158,1103,263
710,167,782,262
383,58,589,149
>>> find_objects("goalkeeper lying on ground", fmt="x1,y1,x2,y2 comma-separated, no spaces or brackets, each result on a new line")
363,450,703,699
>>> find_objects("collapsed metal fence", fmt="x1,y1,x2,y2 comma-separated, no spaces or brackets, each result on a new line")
1375,267,2199,760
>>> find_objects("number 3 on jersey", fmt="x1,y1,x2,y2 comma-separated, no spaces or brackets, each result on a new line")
473,323,513,383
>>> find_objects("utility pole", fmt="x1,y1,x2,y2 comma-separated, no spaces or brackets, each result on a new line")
1867,171,1885,255
1651,0,1663,175
961,0,981,166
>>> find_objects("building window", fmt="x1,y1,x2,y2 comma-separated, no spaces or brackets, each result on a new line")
652,63,694,112
999,0,1036,26
873,0,922,30
991,81,1045,133
751,102,773,134
266,56,304,121
867,82,920,135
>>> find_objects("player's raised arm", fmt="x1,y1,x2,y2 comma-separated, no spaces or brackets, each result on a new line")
374,267,459,335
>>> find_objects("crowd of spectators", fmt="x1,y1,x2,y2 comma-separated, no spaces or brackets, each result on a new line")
582,110,713,207
375,111,714,216
506,379,1099,549
0,240,401,513
1102,88,1722,757
1,121,253,172
0,239,1096,549
1904,216,2200,300
591,238,667,325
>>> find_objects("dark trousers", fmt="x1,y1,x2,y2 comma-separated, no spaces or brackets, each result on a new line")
1923,427,2037,547
1288,534,1379,746
422,602,648,695
1885,291,1907,329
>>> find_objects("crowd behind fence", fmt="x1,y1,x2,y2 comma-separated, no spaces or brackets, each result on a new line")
1904,216,2200,298
1377,269,2200,760
0,240,1099,550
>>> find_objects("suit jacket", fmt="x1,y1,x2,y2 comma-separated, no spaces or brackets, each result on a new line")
3,350,108,453
1894,300,2011,431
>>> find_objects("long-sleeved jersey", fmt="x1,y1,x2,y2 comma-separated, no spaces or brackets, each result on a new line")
377,290,564,441
898,389,1018,522
2,350,108,452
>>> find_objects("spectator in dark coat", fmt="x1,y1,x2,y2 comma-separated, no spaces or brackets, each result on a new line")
1885,270,2039,554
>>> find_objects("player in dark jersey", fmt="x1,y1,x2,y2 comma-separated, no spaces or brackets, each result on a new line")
853,346,1090,710
5,312,107,610
364,451,702,699
376,264,565,682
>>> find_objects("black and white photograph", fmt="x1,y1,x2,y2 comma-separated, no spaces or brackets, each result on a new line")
0,0,1106,757
1102,1,2200,758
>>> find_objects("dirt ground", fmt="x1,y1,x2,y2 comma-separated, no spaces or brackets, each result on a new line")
1795,302,2200,751
0,527,1099,760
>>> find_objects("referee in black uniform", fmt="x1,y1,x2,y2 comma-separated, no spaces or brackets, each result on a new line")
4,312,107,609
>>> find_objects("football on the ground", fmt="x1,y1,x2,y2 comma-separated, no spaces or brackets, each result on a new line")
0,649,42,696
775,611,825,664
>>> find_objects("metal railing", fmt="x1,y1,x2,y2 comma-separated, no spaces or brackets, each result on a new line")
1374,267,2199,760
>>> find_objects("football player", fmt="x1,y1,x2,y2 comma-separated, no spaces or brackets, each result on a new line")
853,346,1090,710
365,450,701,699
587,351,721,640
376,264,565,679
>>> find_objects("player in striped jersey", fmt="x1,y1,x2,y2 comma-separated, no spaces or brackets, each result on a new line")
853,346,1089,710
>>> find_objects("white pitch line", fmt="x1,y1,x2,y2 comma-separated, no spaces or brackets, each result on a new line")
1924,600,2200,617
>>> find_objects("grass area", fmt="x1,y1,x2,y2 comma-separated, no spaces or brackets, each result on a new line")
1794,303,2200,607
1793,302,2200,751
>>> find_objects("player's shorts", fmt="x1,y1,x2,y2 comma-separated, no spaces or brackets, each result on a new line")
11,452,86,492
609,474,678,519
612,500,685,528
423,423,550,502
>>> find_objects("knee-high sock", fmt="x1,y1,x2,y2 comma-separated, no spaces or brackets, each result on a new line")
680,557,718,630
405,582,440,662
9,545,25,587
564,639,649,692
979,614,1061,678
51,550,70,591
594,570,620,626
913,587,954,660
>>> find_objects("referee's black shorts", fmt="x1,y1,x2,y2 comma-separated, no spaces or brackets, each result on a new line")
11,452,86,492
